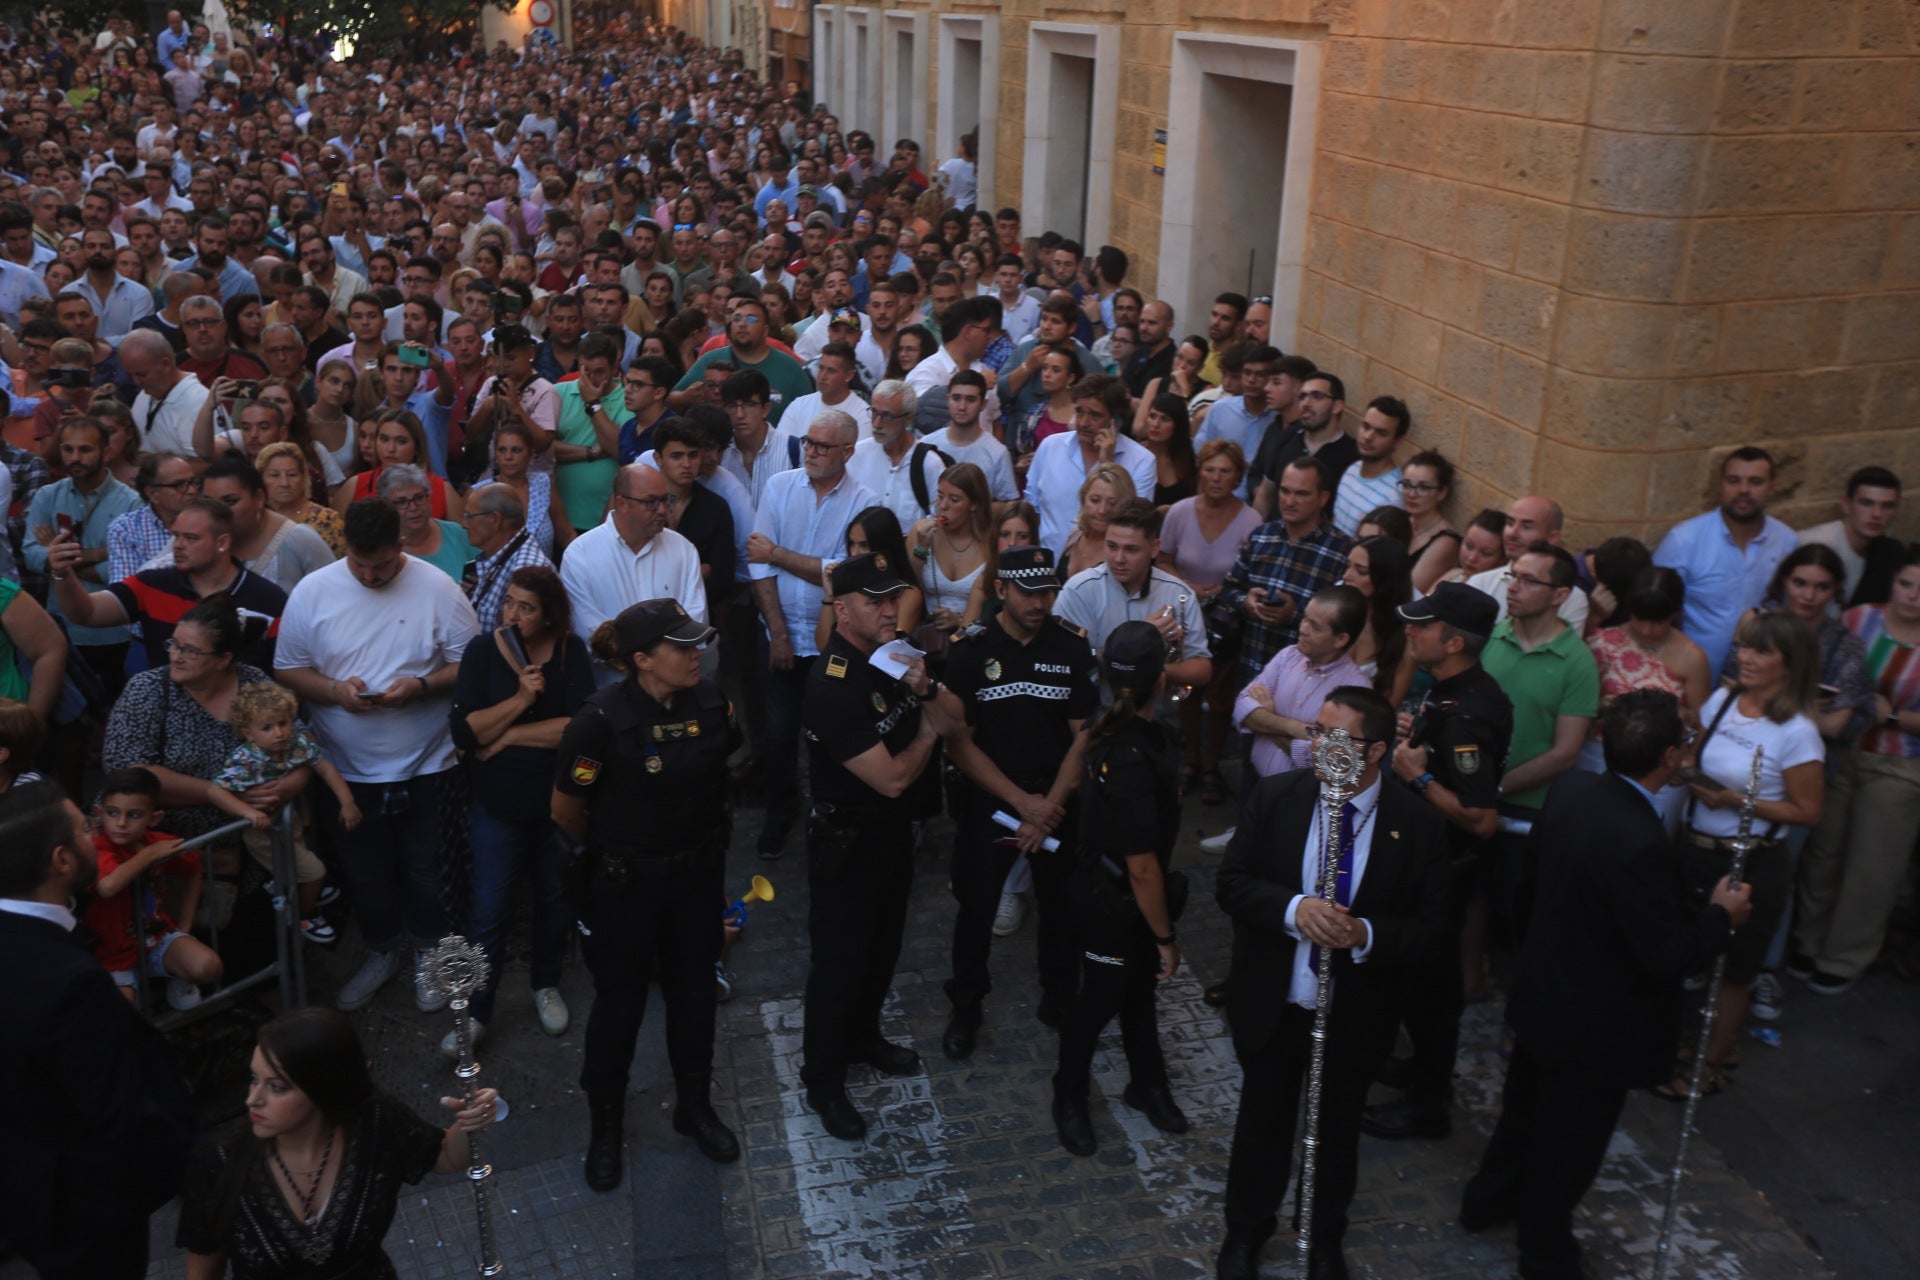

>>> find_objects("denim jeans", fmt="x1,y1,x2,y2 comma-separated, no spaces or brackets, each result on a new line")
326,771,448,953
466,803,568,1024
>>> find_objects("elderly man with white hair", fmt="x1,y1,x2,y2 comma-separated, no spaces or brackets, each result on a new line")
848,380,948,531
560,462,708,688
122,329,213,456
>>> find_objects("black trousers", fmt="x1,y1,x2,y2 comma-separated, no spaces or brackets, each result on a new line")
945,794,1077,1011
1223,1004,1376,1246
1401,866,1469,1107
1463,1039,1628,1280
801,813,914,1093
1053,892,1167,1101
578,852,724,1101
16,1219,148,1280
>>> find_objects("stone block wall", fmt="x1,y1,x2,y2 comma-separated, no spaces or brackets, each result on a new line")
852,0,1920,542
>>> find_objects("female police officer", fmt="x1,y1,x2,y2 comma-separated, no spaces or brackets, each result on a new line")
1051,619,1190,1156
552,598,743,1190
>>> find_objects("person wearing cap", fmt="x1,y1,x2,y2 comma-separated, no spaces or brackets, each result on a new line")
1051,619,1191,1157
939,545,1101,1059
1214,684,1454,1280
799,551,961,1140
551,596,744,1187
1363,581,1514,1143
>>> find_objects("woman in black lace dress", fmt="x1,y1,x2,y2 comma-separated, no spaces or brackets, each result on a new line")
179,1007,497,1279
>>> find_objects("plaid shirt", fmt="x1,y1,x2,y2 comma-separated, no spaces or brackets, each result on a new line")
1218,519,1354,676
464,529,555,634
1,441,48,588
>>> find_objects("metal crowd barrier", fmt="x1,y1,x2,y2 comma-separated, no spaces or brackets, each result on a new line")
129,803,310,1028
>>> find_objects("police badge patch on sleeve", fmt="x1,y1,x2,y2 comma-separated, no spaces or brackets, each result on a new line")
571,756,602,785
1453,744,1481,774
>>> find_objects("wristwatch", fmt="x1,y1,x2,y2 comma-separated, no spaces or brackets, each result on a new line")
584,443,603,461
584,400,601,414
1888,712,1903,729
1408,772,1435,794
1152,929,1177,947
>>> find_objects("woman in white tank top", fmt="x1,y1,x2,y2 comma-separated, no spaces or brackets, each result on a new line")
913,463,993,634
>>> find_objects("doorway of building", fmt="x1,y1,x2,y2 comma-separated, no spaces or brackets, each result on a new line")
1046,54,1094,241
1195,75,1291,298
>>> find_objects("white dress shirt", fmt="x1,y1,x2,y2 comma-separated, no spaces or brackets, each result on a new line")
133,373,213,456
846,437,947,531
1286,774,1381,1009
0,897,76,931
779,390,872,442
1026,430,1159,554
560,521,708,686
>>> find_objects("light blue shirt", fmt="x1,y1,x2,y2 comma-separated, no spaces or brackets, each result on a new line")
1653,509,1797,676
329,233,386,279
748,469,877,658
1194,395,1276,501
175,253,260,302
0,258,50,329
753,177,800,221
382,389,453,478
61,273,155,348
24,476,142,645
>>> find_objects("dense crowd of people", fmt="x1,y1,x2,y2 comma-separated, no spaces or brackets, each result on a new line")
0,9,1917,1280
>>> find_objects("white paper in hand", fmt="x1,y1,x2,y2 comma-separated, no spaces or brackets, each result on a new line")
869,637,926,681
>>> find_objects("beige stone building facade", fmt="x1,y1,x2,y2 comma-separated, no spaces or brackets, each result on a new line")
806,0,1920,542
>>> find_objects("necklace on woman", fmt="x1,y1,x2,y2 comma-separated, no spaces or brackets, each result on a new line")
271,1129,335,1226
942,527,975,555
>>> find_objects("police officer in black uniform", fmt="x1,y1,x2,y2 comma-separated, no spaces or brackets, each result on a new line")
551,598,743,1190
801,552,961,1141
1052,620,1190,1157
940,546,1101,1059
1367,582,1514,1140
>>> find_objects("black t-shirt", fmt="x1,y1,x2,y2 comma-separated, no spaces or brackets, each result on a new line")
803,629,925,817
671,486,737,621
1124,342,1175,399
945,614,1100,791
1253,422,1361,493
106,564,287,670
1411,663,1514,855
552,676,741,852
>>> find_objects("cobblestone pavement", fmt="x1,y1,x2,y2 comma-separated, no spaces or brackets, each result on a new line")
108,799,1843,1280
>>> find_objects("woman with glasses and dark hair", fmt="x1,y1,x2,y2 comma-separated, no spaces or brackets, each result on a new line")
1398,449,1461,595
177,1007,499,1279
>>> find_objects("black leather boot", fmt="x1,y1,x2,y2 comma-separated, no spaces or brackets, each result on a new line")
673,1077,741,1163
584,1094,625,1191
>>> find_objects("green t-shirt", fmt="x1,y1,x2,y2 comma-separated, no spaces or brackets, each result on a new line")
0,579,27,704
1480,620,1600,809
552,380,626,533
673,344,816,427
416,521,473,584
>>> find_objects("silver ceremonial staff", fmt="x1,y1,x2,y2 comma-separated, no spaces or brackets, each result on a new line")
1297,726,1367,1270
422,935,506,1278
1652,744,1764,1280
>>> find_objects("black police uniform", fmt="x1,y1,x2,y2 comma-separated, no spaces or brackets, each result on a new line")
943,612,1101,1021
1053,714,1184,1106
800,626,930,1096
553,676,741,1106
1392,663,1511,1117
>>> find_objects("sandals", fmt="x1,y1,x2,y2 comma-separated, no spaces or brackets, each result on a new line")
1201,770,1229,806
1655,1061,1730,1102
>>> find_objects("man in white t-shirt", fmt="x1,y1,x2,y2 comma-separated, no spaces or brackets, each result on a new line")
274,498,480,1015
122,330,213,456
780,342,873,442
920,371,1019,503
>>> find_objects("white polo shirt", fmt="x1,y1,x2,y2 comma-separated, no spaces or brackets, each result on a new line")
133,373,213,456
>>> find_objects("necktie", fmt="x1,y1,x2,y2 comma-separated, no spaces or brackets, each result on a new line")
1310,801,1359,975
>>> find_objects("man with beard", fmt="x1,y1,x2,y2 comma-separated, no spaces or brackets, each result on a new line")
24,418,141,691
0,780,193,1280
1653,447,1799,675
1250,372,1359,517
177,215,258,302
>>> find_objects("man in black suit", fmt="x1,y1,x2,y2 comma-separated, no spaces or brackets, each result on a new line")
0,780,192,1280
1215,686,1453,1280
1461,690,1751,1279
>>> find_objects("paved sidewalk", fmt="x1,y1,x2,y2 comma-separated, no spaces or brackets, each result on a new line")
110,809,1835,1280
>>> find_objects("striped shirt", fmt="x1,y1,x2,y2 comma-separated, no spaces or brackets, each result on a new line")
1332,464,1403,537
1850,605,1920,759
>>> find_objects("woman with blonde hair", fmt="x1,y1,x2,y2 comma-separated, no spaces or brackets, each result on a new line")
911,463,994,634
257,441,347,558
1060,463,1137,580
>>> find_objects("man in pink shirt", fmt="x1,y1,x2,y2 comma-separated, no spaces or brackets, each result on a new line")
1233,585,1371,778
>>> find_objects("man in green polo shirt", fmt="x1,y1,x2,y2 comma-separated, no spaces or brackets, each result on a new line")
552,332,626,530
669,296,814,426
1480,541,1599,939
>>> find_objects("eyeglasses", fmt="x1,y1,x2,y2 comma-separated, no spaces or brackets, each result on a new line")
164,637,210,658
1252,295,1274,305
1397,480,1441,494
800,436,848,453
732,314,763,326
614,492,678,510
391,491,431,508
1508,573,1557,591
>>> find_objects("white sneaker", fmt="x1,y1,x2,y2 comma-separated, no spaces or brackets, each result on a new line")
414,953,452,1013
338,950,400,1012
534,987,569,1036
166,977,203,1011
715,963,735,1003
1750,971,1784,1022
993,890,1027,937
1200,827,1237,855
439,1017,486,1061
